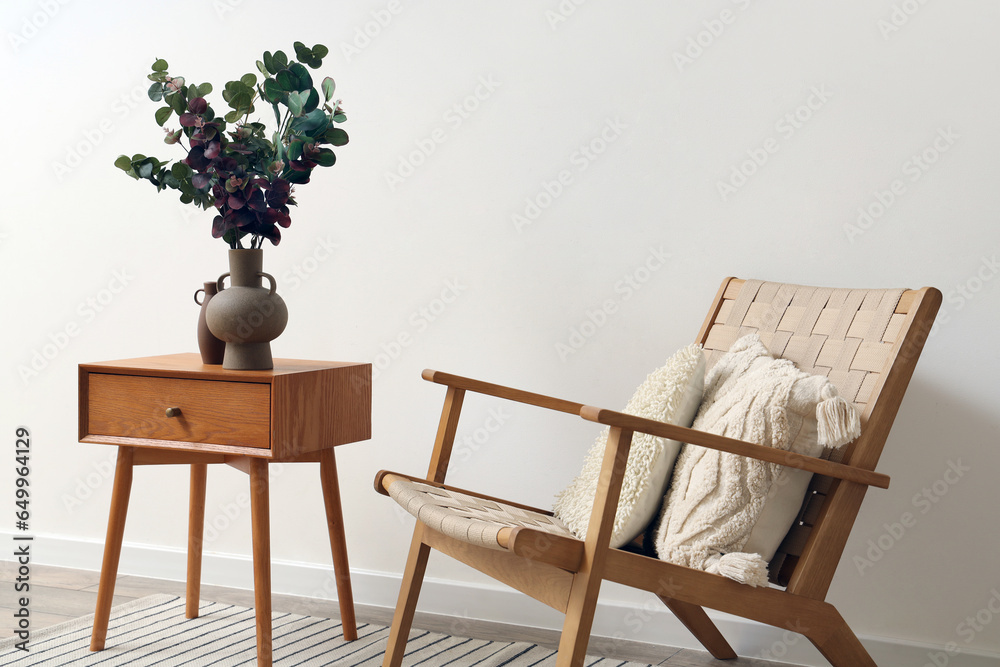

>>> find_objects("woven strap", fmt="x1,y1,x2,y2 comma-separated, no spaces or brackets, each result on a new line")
386,477,575,551
705,280,905,409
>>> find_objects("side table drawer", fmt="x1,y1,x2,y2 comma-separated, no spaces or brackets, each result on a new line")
86,373,271,449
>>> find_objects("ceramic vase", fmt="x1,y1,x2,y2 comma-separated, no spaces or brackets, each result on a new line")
205,249,288,370
194,281,226,365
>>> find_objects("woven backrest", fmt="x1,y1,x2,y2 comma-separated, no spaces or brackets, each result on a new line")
697,278,914,586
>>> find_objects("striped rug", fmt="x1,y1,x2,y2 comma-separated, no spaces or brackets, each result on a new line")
0,595,654,666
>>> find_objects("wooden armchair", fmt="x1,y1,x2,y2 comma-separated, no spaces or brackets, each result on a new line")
374,278,941,666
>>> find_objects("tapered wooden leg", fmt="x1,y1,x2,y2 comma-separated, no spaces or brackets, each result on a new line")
383,525,432,667
90,447,134,651
249,459,273,667
555,572,605,667
186,463,208,619
807,613,877,667
659,597,736,660
319,448,357,641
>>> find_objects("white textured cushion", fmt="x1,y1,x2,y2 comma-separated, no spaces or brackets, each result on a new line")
653,334,859,586
553,344,705,548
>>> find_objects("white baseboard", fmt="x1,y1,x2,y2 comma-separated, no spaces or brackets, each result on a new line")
17,531,999,667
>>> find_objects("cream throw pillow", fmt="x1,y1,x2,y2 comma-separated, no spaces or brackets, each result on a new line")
553,344,705,548
653,333,860,586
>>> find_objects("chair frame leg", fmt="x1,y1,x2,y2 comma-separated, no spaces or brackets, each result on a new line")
659,597,737,660
320,447,358,641
185,462,207,619
382,525,432,667
807,612,877,667
90,446,134,651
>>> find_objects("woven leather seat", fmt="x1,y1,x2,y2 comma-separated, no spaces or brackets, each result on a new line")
385,475,575,551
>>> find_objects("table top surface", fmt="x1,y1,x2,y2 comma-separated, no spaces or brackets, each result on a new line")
81,353,370,381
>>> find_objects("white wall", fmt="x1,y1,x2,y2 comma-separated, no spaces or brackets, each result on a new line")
2,1,999,663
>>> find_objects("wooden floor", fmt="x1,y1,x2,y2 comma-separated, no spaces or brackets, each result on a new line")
0,562,798,666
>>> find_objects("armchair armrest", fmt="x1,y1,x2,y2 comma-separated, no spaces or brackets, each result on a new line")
580,406,890,490
422,369,584,415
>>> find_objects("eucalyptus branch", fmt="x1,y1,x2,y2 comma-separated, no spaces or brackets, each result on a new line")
115,41,348,250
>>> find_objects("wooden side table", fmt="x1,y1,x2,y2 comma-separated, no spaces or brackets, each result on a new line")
78,353,371,667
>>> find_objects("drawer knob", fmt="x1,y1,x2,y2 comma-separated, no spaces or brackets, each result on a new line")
165,407,182,418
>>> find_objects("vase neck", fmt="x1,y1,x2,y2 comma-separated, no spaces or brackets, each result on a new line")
228,249,264,287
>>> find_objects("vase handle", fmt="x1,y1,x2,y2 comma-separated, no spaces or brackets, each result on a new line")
259,272,277,296
216,272,231,293
194,288,205,305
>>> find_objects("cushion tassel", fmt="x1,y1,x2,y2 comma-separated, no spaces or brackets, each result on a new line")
816,386,861,448
709,552,770,587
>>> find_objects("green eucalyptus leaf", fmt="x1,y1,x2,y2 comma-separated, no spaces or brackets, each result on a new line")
314,148,336,167
256,59,269,77
289,62,311,91
303,88,320,114
325,127,349,146
275,70,295,92
171,162,192,179
114,155,137,177
262,78,283,103
333,112,347,123
169,92,186,115
151,58,168,72
273,50,288,69
136,161,154,179
154,106,172,127
291,108,327,134
148,82,164,102
321,77,335,101
263,51,275,74
287,91,304,117
224,109,242,123
286,140,303,161
284,168,310,184
241,73,257,88
313,44,329,59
